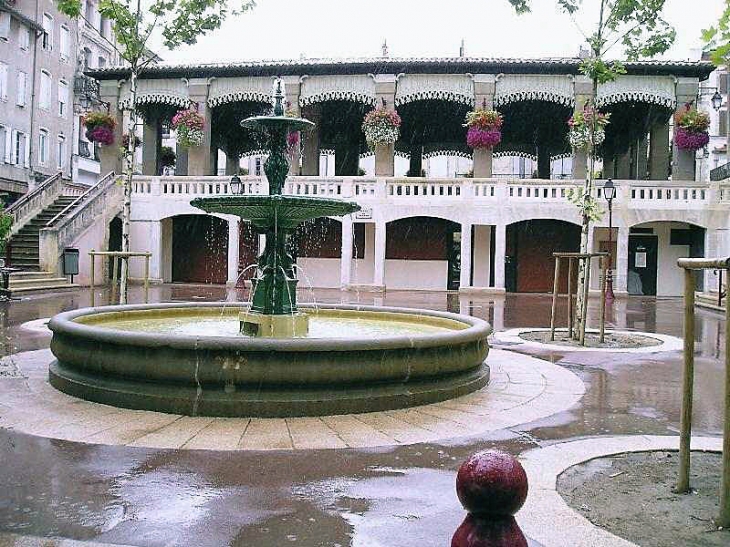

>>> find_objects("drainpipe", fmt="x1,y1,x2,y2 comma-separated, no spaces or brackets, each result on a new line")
27,0,40,184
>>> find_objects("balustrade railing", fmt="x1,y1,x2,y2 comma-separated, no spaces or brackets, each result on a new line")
7,172,64,237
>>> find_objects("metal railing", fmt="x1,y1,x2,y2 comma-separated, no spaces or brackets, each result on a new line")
6,172,63,237
711,161,730,181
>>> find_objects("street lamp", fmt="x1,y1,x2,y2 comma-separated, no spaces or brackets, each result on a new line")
230,174,242,195
603,178,616,302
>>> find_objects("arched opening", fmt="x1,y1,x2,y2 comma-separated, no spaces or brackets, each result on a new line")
386,216,461,290
317,100,371,175
506,219,581,293
107,216,122,280
628,221,705,296
212,100,270,175
171,215,228,284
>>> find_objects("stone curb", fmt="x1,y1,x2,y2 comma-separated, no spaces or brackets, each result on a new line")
495,328,684,353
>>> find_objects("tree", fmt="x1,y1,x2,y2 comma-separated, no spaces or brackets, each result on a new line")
57,0,257,303
507,0,675,341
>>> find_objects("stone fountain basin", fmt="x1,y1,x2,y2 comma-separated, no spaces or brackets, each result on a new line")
48,303,491,418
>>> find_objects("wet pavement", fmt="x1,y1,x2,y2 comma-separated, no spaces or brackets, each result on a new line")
0,286,725,546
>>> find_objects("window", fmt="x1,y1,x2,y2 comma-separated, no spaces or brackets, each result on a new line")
98,56,107,68
721,110,727,138
82,47,92,70
59,25,70,60
0,12,10,41
16,71,27,106
0,63,7,101
42,14,53,51
19,25,29,50
58,80,68,117
40,71,51,109
39,130,48,165
57,135,66,169
0,126,7,163
14,131,28,167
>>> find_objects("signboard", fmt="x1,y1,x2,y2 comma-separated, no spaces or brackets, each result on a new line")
355,208,372,220
635,248,647,268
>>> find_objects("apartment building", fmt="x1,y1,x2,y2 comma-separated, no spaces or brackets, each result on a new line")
0,0,77,200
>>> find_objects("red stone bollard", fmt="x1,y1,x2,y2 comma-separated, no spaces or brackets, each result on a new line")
452,450,529,547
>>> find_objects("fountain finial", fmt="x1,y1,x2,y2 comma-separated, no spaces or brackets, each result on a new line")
274,79,285,117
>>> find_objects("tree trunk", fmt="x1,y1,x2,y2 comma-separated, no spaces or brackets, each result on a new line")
119,69,137,304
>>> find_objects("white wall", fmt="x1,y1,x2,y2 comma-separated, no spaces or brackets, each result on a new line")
634,221,697,297
297,257,340,289
384,259,448,290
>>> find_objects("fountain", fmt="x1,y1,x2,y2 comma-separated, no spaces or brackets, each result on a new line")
47,81,492,417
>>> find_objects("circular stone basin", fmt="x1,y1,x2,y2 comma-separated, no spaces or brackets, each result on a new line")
48,304,491,418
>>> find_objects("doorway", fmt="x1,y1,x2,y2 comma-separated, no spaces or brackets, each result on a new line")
628,235,658,296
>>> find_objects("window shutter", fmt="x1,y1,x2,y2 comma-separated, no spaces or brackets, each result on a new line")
721,73,729,95
3,127,11,164
23,133,30,168
10,130,17,164
720,111,727,138
0,13,10,40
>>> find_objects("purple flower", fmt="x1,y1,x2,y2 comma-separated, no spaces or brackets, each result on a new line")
675,127,709,151
89,126,115,146
467,127,501,150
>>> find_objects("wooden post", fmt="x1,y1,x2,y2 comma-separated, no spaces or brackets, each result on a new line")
111,255,119,305
599,256,607,344
89,250,95,307
567,258,574,339
550,256,561,341
676,267,696,494
579,256,591,346
144,253,150,304
719,269,730,527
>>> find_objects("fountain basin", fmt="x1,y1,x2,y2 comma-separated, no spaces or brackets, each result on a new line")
48,303,491,417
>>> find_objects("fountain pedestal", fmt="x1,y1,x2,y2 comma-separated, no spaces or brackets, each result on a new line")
240,311,309,337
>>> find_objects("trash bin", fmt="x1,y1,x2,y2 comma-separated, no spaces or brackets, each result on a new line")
63,248,79,281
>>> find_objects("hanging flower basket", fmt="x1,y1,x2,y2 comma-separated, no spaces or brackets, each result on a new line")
567,105,609,150
172,108,205,148
464,109,503,150
674,104,710,151
362,107,401,150
83,112,116,146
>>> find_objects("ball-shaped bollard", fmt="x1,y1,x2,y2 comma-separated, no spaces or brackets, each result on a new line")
451,514,528,547
456,450,528,516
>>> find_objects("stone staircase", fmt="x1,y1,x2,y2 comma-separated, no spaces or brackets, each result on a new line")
7,196,79,292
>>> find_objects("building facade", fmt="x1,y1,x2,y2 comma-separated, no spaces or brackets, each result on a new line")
0,0,77,199
32,56,727,299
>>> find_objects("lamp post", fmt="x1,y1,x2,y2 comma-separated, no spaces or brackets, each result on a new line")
230,174,242,195
711,86,728,164
603,178,616,301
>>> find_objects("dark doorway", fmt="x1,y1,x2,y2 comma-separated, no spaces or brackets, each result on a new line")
237,221,259,288
506,219,581,292
108,216,122,279
446,227,462,291
628,235,658,296
172,215,228,284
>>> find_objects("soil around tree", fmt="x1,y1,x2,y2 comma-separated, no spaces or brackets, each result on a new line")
558,451,730,547
519,329,662,349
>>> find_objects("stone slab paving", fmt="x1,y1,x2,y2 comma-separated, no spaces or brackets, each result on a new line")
518,435,723,547
0,347,584,451
495,328,684,353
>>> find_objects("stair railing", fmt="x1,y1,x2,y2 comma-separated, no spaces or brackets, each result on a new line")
6,172,63,237
38,172,123,273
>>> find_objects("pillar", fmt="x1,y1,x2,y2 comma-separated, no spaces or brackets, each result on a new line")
649,118,671,180
364,223,375,284
615,226,629,293
673,78,700,181
636,137,649,180
142,115,159,175
603,155,615,179
225,152,240,175
616,149,631,179
536,146,551,179
408,145,423,176
187,79,213,176
340,216,353,288
98,80,123,175
175,147,188,175
473,75,496,178
301,103,321,176
460,223,472,288
373,221,387,289
493,223,506,290
227,218,240,285
572,75,592,180
284,77,302,175
144,220,164,282
374,75,396,177
472,225,491,287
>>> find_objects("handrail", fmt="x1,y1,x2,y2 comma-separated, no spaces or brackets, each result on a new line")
6,171,62,213
46,171,116,227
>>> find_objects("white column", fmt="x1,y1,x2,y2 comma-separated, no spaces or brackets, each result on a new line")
493,223,506,290
373,221,387,288
460,223,472,288
227,218,240,285
148,220,163,281
340,216,354,289
616,226,629,293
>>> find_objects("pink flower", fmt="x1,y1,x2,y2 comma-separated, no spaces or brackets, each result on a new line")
675,127,709,151
467,127,501,149
89,126,115,145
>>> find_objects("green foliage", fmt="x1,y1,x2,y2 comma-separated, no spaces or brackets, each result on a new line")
702,0,730,65
579,57,626,84
57,0,257,66
0,195,12,256
160,146,176,167
566,187,604,222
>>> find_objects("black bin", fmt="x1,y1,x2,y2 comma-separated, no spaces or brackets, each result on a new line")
63,248,79,278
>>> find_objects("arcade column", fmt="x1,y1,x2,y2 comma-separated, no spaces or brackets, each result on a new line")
472,75,496,178
187,78,214,176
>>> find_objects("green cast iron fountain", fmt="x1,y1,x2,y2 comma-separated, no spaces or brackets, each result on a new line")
191,80,361,337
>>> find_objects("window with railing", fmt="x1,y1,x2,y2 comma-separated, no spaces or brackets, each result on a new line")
78,140,91,158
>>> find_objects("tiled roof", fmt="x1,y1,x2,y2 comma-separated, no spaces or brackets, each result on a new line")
87,56,715,80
